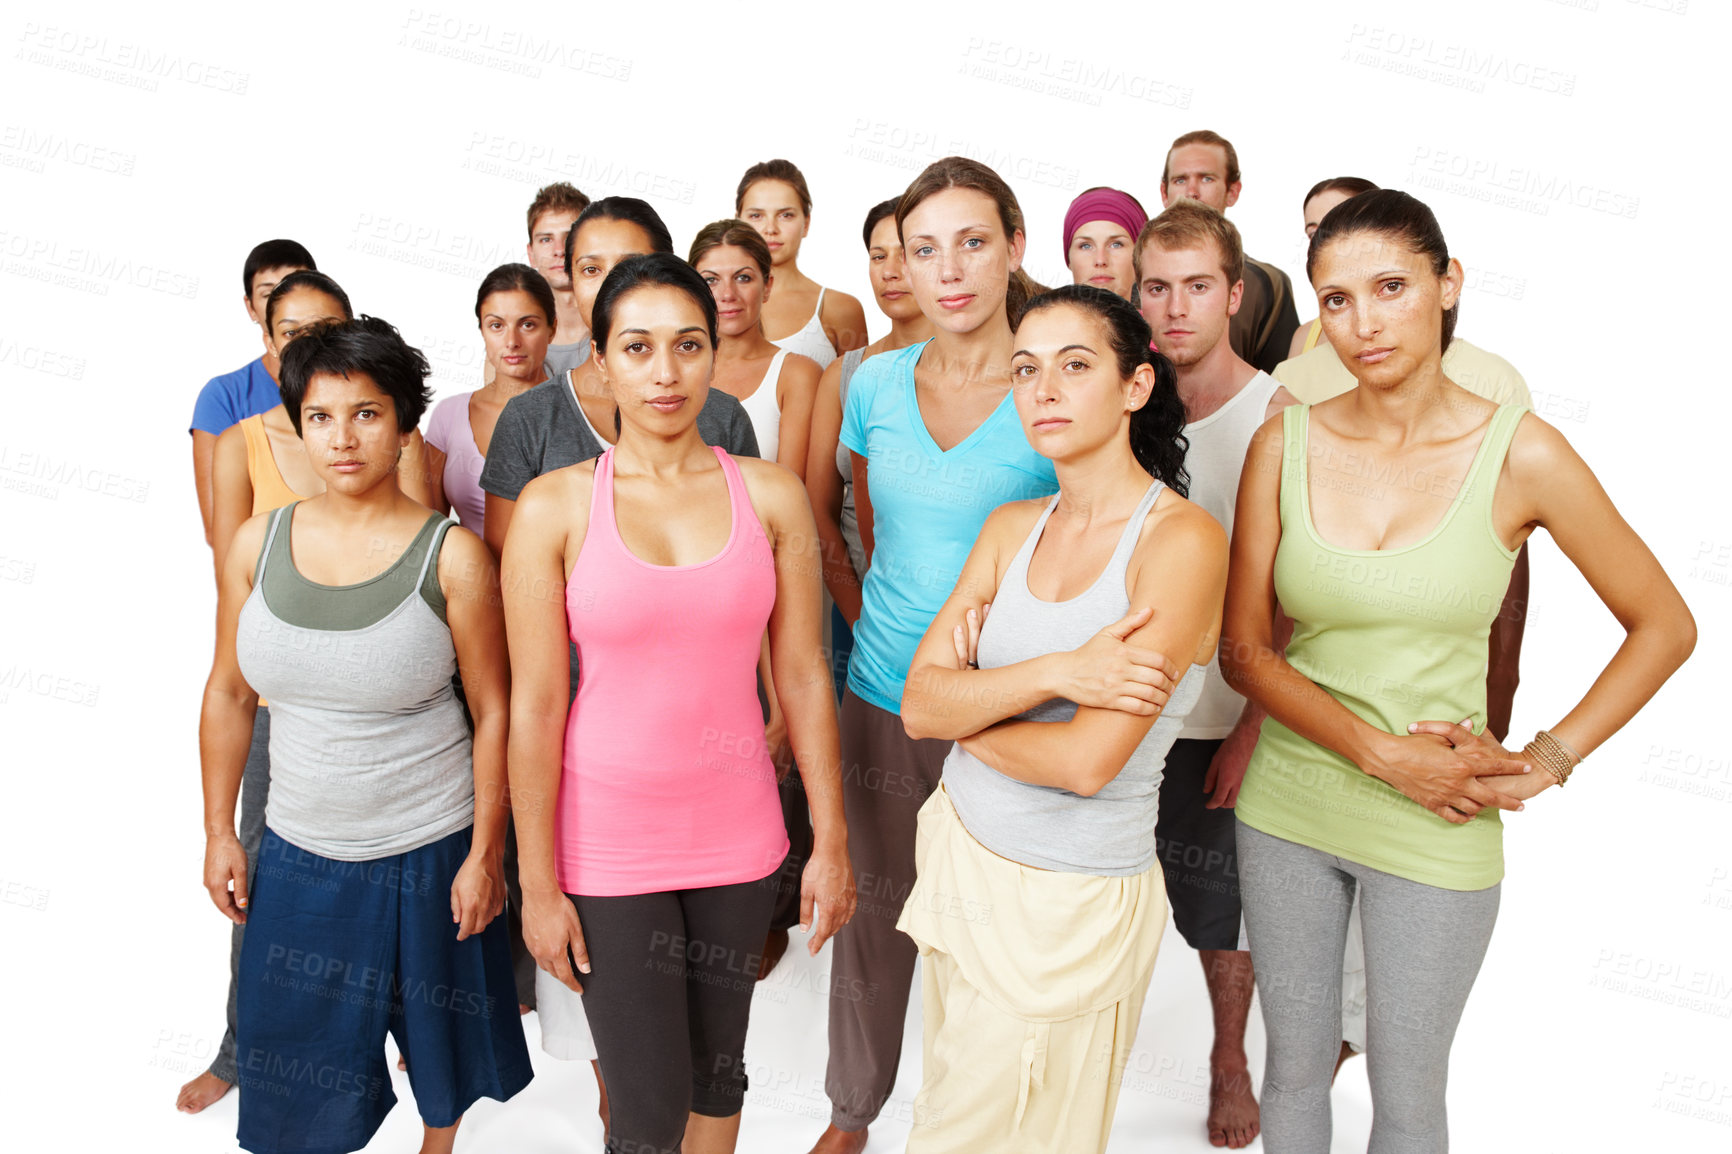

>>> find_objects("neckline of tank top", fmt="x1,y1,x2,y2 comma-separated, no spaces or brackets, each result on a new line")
247,411,314,495
771,284,826,342
280,502,448,592
601,445,748,572
731,345,789,408
562,368,619,450
898,339,1021,458
1182,371,1276,433
1019,480,1165,607
1295,404,1513,558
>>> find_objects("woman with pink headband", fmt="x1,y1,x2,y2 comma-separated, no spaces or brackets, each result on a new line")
1063,186,1149,301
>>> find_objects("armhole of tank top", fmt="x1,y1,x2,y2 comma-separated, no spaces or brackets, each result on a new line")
255,503,289,587
419,516,455,624
241,416,263,484
1479,406,1527,562
1279,405,1308,532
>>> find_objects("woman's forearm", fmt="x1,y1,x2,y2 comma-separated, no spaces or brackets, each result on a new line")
201,686,258,838
902,654,1064,741
507,698,567,894
777,658,848,851
1222,641,1394,773
468,704,510,855
1544,612,1696,759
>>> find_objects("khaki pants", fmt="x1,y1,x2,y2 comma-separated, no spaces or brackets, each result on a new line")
898,788,1166,1154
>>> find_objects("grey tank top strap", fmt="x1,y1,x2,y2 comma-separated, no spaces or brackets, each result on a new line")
1001,479,1165,605
258,502,452,629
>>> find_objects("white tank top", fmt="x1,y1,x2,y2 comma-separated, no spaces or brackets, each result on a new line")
738,347,790,465
1179,370,1281,739
772,285,836,369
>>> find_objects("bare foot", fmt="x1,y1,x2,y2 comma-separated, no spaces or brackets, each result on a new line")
1208,1059,1260,1149
805,1122,869,1154
1333,1040,1360,1080
176,1071,233,1113
758,928,790,981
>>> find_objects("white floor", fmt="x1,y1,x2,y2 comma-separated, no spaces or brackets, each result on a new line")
124,913,1330,1154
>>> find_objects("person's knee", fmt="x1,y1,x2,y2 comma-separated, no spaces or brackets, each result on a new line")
691,1051,747,1117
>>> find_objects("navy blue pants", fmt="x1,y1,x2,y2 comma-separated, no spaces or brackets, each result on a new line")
236,826,532,1154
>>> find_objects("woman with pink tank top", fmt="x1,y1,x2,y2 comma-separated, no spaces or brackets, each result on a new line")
501,253,855,1154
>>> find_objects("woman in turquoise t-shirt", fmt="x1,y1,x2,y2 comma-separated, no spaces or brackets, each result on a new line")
809,157,1057,1154
1223,190,1696,1151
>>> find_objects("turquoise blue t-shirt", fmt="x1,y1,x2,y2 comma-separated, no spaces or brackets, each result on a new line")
839,341,1058,713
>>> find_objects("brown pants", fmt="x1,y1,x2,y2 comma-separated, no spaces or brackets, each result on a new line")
824,688,952,1130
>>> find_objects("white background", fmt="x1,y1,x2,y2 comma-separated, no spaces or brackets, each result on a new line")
2,0,1728,1150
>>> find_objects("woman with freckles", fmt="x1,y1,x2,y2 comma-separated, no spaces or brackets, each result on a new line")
807,157,1062,1154
897,284,1225,1153
1223,189,1696,1152
200,317,530,1154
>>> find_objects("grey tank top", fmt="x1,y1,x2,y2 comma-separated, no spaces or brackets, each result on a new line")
835,347,868,579
236,504,476,861
942,480,1207,875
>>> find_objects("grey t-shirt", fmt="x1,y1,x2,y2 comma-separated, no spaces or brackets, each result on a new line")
542,339,591,383
480,370,760,502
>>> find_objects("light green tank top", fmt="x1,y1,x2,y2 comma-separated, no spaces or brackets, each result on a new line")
1236,403,1526,890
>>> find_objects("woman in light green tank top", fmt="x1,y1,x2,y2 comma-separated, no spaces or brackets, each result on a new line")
1221,191,1696,1151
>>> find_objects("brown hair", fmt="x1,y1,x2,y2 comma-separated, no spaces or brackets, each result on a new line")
1308,188,1459,352
1134,200,1245,287
1303,176,1379,209
1162,129,1241,189
687,219,774,279
525,182,591,241
896,156,1044,325
735,159,813,217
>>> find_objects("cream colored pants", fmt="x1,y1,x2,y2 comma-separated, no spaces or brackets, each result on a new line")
897,788,1166,1154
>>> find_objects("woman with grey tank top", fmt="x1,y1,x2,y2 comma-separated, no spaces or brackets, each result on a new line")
896,286,1228,1154
199,317,530,1154
804,198,933,673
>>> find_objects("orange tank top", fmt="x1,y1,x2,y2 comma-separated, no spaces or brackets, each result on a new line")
240,413,308,514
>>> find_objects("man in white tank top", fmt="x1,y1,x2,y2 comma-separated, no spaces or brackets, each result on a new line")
1135,200,1296,1150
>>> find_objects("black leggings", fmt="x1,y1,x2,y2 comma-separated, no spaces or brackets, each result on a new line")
571,865,781,1154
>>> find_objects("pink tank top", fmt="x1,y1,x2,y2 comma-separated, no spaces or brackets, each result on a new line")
556,445,789,895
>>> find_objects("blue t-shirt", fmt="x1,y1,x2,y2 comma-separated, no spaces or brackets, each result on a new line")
189,357,281,435
839,341,1057,713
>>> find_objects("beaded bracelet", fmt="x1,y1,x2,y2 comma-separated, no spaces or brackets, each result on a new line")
1522,729,1579,786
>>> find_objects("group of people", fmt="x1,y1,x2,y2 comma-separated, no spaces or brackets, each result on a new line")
184,131,1696,1154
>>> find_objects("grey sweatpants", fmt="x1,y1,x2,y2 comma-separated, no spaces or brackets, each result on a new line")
208,704,271,1084
1236,819,1499,1153
823,688,950,1130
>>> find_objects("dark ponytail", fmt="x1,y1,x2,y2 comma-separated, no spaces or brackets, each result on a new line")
1018,284,1189,497
1307,188,1458,352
